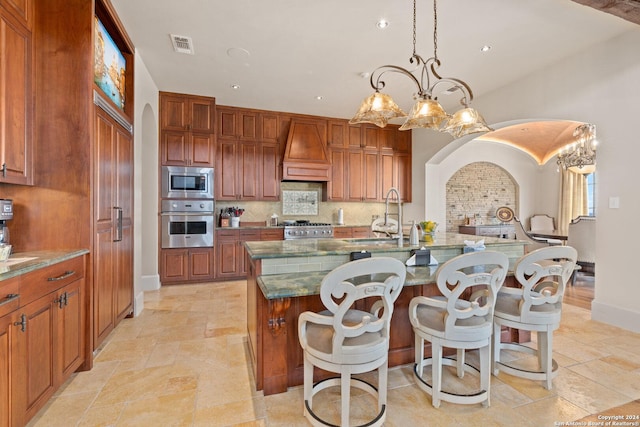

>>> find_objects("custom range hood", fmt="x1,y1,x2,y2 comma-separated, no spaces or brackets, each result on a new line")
282,119,331,181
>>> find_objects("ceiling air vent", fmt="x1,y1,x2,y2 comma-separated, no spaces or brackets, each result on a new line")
170,34,194,55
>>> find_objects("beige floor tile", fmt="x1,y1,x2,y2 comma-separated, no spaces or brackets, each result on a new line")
117,389,197,427
28,281,640,427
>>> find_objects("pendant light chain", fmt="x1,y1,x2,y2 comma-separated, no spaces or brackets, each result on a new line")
412,0,417,57
433,0,438,62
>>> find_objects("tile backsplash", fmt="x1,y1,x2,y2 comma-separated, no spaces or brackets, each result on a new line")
216,182,390,226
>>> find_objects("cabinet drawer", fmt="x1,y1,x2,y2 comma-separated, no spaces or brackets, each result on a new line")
20,256,86,306
0,276,20,317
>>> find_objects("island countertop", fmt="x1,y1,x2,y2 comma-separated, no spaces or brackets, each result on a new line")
244,232,524,260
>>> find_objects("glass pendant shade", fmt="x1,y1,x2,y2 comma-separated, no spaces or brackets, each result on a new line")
349,92,406,128
399,98,449,131
443,107,493,138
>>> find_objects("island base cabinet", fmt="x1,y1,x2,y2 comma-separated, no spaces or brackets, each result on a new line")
247,258,529,396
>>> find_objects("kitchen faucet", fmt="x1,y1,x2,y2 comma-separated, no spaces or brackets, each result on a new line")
384,187,403,246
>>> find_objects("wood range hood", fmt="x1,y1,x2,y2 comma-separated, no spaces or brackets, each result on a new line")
281,118,331,181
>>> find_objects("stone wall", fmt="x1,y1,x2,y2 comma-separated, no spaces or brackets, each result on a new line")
446,162,518,232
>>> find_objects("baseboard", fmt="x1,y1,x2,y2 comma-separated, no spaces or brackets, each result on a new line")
591,300,640,333
134,274,161,316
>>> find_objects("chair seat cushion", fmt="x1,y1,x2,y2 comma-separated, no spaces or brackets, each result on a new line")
495,291,561,324
414,299,491,340
304,309,386,362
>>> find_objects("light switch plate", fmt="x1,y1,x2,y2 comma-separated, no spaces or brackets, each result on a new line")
609,196,620,209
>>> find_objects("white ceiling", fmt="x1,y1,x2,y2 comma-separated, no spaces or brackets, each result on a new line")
110,0,636,158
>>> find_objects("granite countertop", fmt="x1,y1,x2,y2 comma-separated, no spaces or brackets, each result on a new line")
257,259,520,299
0,249,89,281
244,232,523,260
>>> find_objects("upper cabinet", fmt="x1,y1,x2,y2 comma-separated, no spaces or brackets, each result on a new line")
0,2,33,185
160,92,216,167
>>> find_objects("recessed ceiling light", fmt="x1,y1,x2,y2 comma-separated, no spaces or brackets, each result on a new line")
376,19,389,29
315,96,323,101
480,45,491,52
231,84,240,90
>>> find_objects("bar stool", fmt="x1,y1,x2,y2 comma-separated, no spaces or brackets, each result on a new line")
409,251,509,408
297,257,406,427
492,246,577,389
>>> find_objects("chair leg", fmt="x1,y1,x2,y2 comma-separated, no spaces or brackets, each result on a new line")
457,348,465,378
432,342,442,408
539,330,554,390
479,344,490,407
304,356,313,414
378,362,388,413
341,371,351,426
415,333,424,377
492,321,501,375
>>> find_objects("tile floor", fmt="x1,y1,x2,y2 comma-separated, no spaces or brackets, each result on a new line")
28,280,640,427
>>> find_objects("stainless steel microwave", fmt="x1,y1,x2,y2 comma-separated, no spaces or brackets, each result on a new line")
161,166,214,199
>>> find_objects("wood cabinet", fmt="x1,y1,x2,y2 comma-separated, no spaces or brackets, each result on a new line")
325,120,411,203
160,248,215,284
1,254,86,427
160,92,216,167
0,3,33,185
333,226,371,239
94,107,133,350
216,106,281,201
215,228,283,280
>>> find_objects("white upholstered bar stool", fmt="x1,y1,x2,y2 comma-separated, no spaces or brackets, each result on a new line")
409,251,509,408
492,246,577,389
298,257,406,427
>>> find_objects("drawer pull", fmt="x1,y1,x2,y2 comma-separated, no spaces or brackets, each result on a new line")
0,293,19,307
47,270,76,282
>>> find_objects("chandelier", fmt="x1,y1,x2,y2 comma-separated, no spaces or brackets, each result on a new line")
349,0,492,138
557,123,598,174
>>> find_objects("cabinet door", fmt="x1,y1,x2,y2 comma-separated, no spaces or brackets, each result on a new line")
57,281,84,381
160,93,189,131
0,312,16,427
260,143,280,200
332,227,353,239
216,140,239,200
115,126,133,321
188,248,214,281
238,142,258,200
395,153,412,203
346,150,364,201
189,97,215,133
215,230,240,278
217,108,237,140
363,151,379,202
380,152,395,201
327,149,346,201
261,113,279,143
362,126,379,150
94,109,116,346
189,132,215,167
160,130,189,166
0,10,32,185
15,295,56,422
327,120,348,148
160,249,189,283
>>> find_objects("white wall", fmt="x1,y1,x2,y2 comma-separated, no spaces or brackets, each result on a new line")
413,30,640,332
132,51,159,315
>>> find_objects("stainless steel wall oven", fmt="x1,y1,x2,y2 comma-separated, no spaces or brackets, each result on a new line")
161,200,214,248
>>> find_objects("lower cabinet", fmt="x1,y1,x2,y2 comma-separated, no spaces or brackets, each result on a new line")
333,226,372,239
1,254,86,427
215,228,283,280
160,248,215,284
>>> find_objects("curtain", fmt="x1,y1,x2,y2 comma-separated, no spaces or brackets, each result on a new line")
557,169,588,234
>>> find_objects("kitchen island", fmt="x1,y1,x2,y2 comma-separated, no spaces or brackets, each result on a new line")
245,233,529,395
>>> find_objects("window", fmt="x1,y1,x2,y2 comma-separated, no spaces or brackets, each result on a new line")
586,172,596,216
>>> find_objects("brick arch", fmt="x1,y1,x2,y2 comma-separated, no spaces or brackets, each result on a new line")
445,162,518,232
